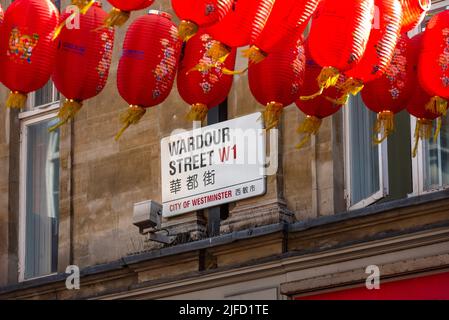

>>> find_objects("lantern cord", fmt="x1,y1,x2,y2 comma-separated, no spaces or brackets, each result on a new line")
207,41,231,63
73,0,95,14
48,99,83,133
187,103,209,122
300,67,340,101
187,62,213,74
6,91,27,109
325,94,349,106
178,20,199,42
331,77,364,105
222,67,248,75
425,96,448,116
263,102,284,130
242,46,267,64
104,7,131,28
114,105,146,141
373,111,395,144
187,63,247,76
412,118,433,158
296,116,322,149
53,0,95,40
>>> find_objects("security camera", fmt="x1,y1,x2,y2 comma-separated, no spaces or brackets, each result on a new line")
132,200,176,245
133,200,162,233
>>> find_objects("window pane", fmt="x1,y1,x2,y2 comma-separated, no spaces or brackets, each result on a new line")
34,81,54,107
25,118,60,279
423,116,449,190
348,94,380,205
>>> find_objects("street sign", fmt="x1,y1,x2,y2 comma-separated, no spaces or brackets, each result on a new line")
161,112,266,217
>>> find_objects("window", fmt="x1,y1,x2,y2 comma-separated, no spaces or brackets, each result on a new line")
411,0,449,195
345,94,413,210
344,94,388,209
18,85,61,281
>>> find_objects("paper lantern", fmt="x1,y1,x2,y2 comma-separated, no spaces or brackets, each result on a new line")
115,10,182,140
243,0,320,64
361,33,414,143
51,2,115,131
340,0,402,103
302,0,374,100
407,33,446,157
418,10,449,118
407,84,442,157
177,30,236,122
172,0,233,41
104,0,154,27
206,0,274,62
249,32,305,129
295,47,344,148
400,0,431,33
0,0,60,109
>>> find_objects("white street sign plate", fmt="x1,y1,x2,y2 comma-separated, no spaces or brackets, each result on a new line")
161,112,266,217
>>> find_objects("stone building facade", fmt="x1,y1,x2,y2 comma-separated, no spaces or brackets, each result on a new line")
1,0,449,299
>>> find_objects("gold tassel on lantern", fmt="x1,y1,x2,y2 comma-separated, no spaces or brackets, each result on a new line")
207,41,231,63
187,62,214,74
104,7,131,28
221,66,248,75
331,77,364,105
263,102,284,130
114,105,146,141
373,110,394,144
242,46,267,64
425,96,448,116
48,99,83,132
187,103,209,122
412,118,433,158
296,115,322,149
178,20,199,42
6,91,27,109
188,63,247,76
300,67,340,101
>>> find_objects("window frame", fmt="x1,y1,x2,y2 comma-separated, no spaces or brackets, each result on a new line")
410,0,449,197
343,98,389,210
18,97,61,282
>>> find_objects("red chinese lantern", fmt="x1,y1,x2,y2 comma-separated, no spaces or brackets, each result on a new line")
302,0,374,100
295,46,344,148
407,85,441,157
172,0,234,42
407,33,446,157
104,0,154,27
50,2,115,131
244,0,320,64
177,30,236,122
400,0,431,33
340,0,402,103
249,32,306,129
115,10,182,140
418,10,449,119
206,0,274,62
361,33,415,143
0,0,60,109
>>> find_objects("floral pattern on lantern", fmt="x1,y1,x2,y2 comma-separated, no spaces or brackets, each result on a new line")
177,30,236,122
